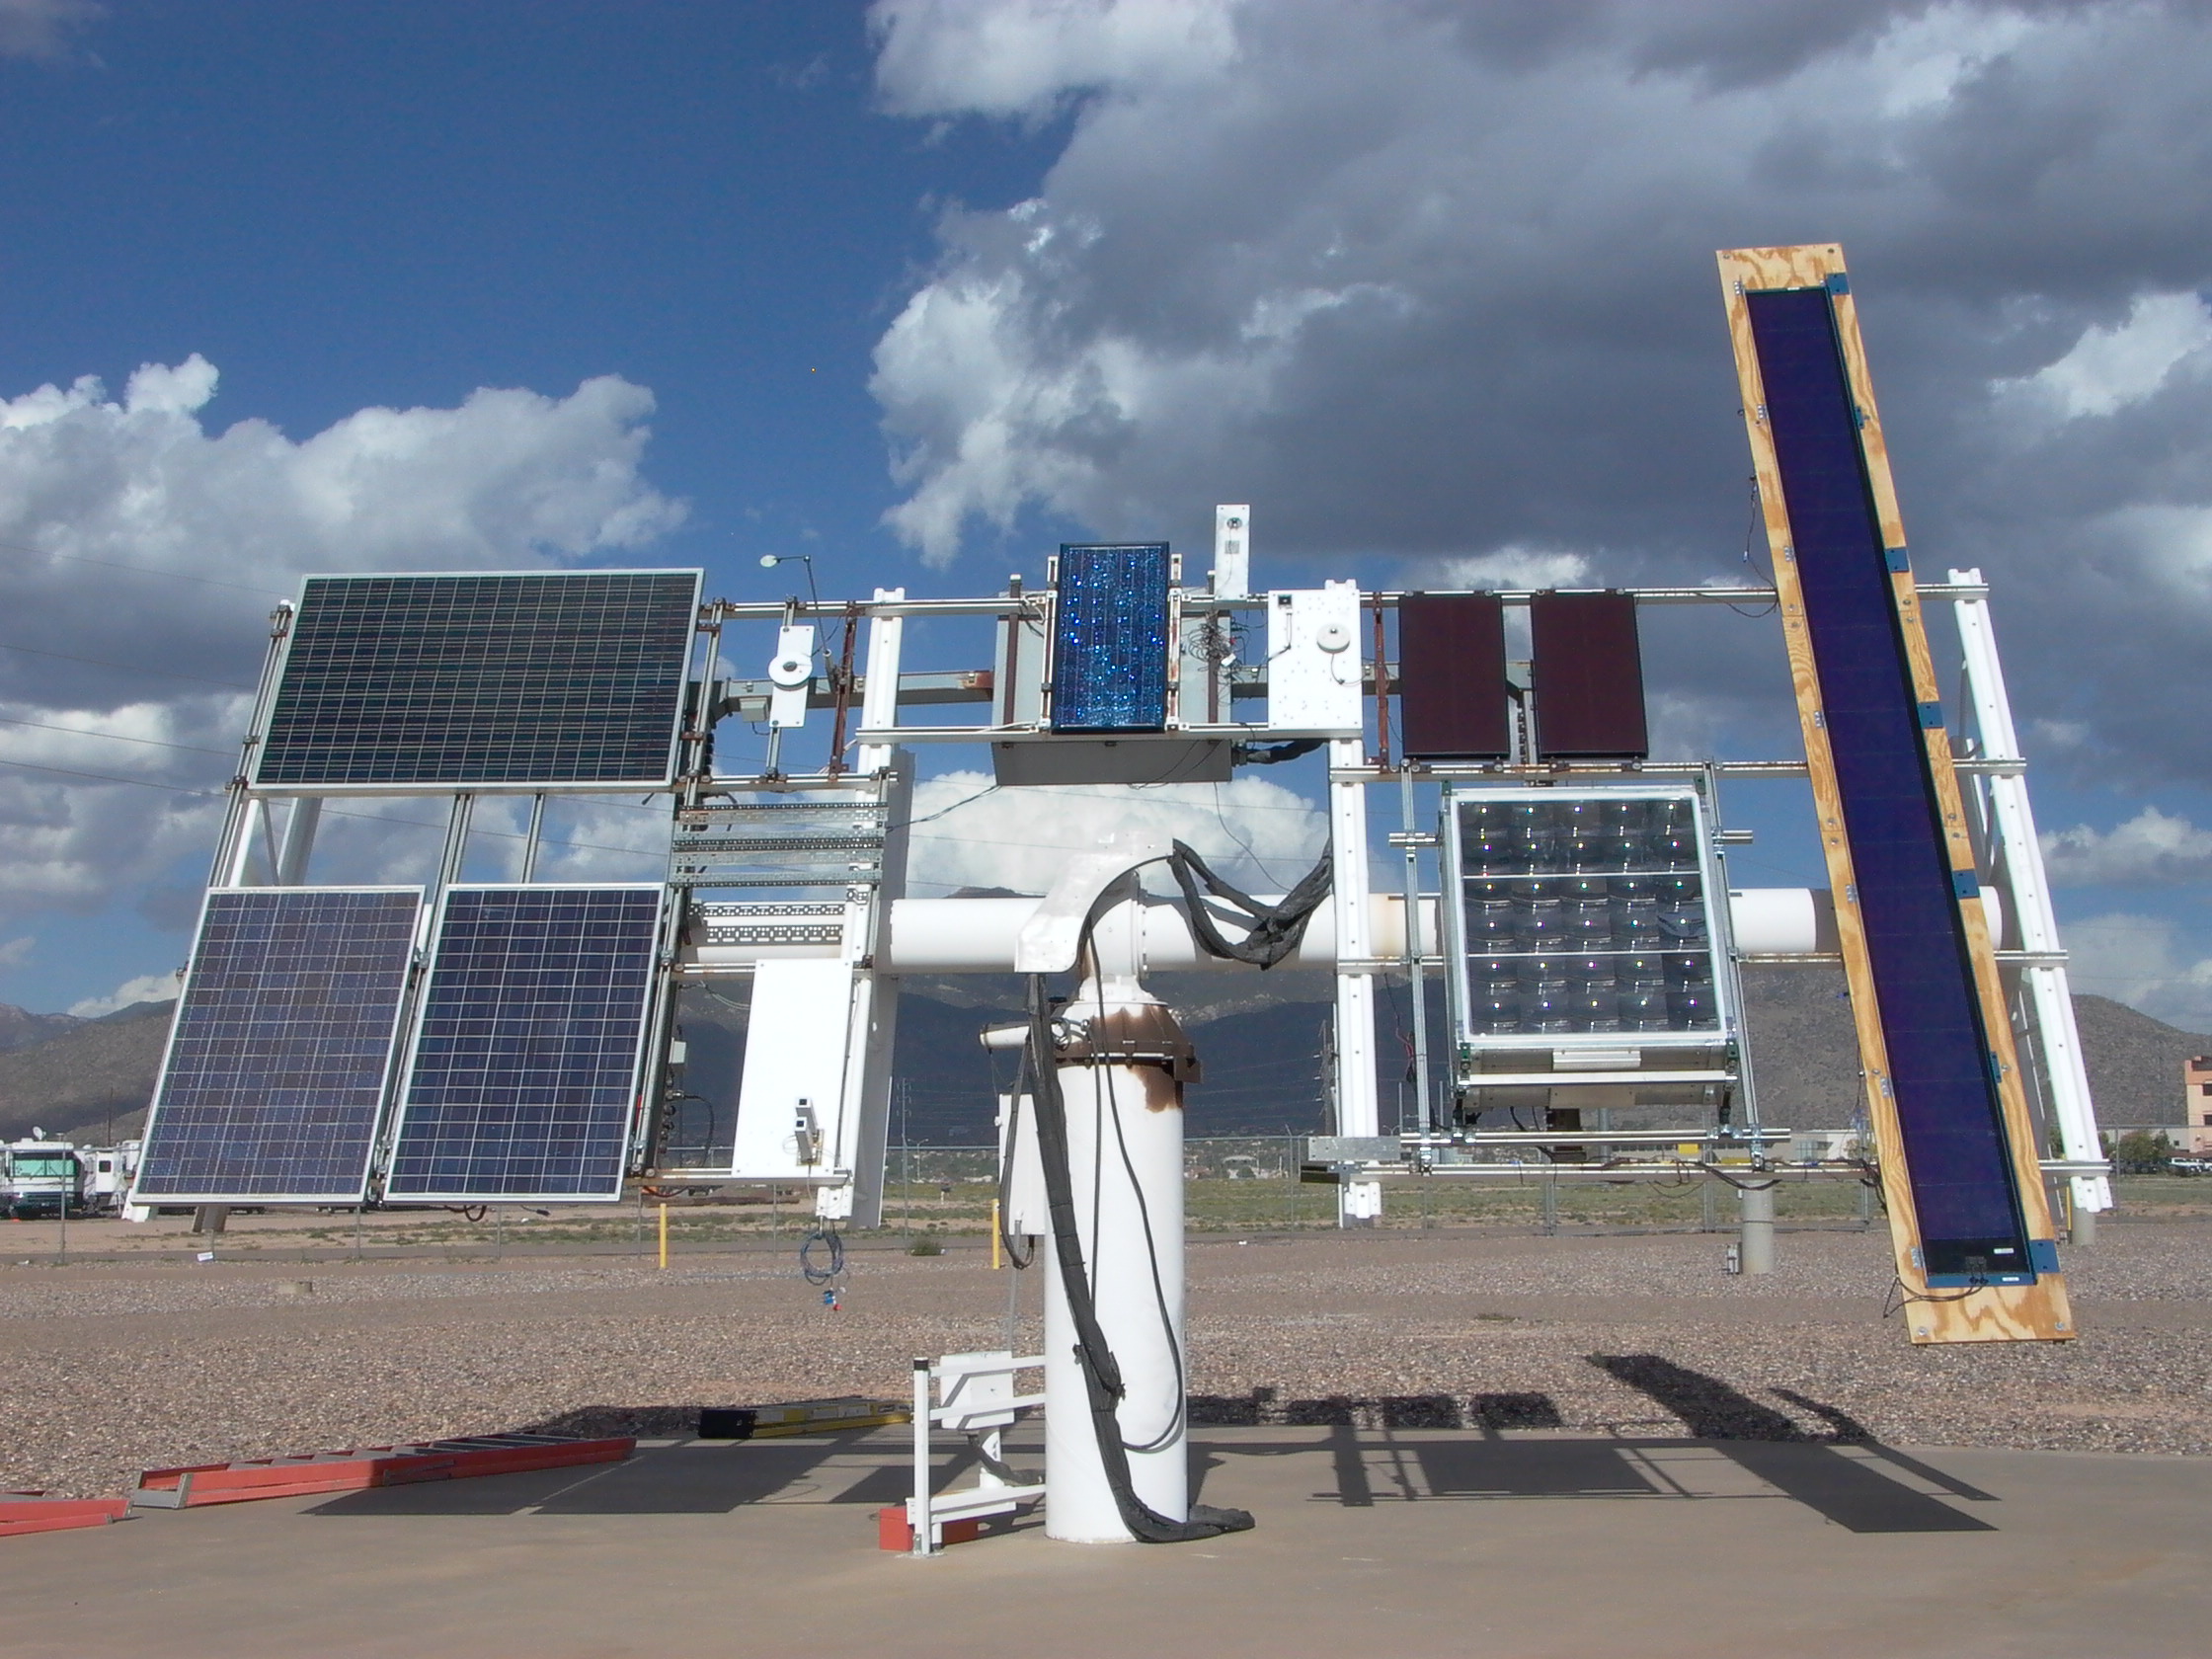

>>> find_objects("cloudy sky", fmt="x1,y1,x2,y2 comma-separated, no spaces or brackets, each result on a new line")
5,1,2212,1029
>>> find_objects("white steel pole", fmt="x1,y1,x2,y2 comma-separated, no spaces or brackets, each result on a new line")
1949,569,2110,1214
1043,900,1190,1541
1329,736,1383,1224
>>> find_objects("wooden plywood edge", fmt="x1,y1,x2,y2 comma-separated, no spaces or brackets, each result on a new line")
1715,245,1927,1283
1716,245,2071,1344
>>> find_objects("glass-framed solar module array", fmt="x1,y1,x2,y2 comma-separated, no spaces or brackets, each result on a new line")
383,885,667,1202
1441,787,1734,1056
252,570,703,790
133,888,424,1204
1048,543,1172,733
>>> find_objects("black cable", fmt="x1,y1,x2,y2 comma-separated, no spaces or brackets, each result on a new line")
1164,837,1330,969
994,1045,1036,1270
799,1226,844,1285
1025,974,1252,1542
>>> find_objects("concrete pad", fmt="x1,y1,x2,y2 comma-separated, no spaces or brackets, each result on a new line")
0,1427,2203,1658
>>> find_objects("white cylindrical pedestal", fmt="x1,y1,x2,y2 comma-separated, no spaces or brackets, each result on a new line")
1044,1051,1188,1542
1738,1182,1776,1276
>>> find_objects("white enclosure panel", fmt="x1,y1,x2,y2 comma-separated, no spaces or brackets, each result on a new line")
766,624,815,729
730,959,856,1180
1265,584,1364,735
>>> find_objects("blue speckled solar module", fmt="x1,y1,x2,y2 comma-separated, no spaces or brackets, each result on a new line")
1748,285,2032,1283
135,888,421,1203
1049,544,1171,732
385,886,663,1202
254,571,700,788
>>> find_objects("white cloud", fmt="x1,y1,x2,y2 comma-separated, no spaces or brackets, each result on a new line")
0,935,32,970
903,767,1324,895
2058,910,2212,1032
0,357,685,927
0,0,99,60
1998,291,2212,420
1423,547,1591,591
69,970,181,1019
871,0,1237,119
2043,806,2212,886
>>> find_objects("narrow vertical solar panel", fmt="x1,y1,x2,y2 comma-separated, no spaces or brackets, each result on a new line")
385,887,663,1202
134,889,421,1203
1748,285,2029,1279
254,571,701,787
1531,592,1648,759
1049,544,1171,732
1398,593,1510,759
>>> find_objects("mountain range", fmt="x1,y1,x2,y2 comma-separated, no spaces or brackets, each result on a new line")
0,967,2200,1149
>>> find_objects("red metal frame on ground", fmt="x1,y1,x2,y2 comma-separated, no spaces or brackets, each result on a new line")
1,1493,131,1538
132,1432,633,1509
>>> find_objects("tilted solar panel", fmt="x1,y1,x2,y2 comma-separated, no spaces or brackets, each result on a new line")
134,888,423,1204
384,886,665,1202
1050,544,1171,732
253,571,702,789
1747,284,2032,1282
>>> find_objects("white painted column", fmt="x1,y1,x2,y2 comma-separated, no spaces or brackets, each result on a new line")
1329,736,1382,1224
1042,898,1190,1541
1950,570,2110,1214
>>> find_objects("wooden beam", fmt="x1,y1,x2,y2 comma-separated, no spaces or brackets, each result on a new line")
1716,244,2071,1344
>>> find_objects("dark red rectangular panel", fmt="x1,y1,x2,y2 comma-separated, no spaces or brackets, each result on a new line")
1532,592,1647,758
1398,593,1509,759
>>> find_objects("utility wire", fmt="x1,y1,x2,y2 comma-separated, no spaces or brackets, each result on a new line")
0,640,254,689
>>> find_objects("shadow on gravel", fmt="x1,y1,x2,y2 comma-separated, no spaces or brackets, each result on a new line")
1590,1355,1998,1535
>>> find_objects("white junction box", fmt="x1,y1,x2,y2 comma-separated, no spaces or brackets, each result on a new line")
1264,582,1364,736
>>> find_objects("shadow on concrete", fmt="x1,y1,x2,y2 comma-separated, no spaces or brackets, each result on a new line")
1589,1355,1997,1535
307,1433,988,1519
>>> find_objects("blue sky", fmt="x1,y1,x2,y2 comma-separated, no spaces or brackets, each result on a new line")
6,1,2212,1029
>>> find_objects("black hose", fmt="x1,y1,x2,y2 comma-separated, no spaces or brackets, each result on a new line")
1165,838,1330,969
1025,975,1253,1542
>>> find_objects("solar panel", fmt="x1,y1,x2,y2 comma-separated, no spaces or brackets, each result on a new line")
1398,592,1510,759
1532,592,1648,759
1050,544,1171,732
253,571,702,789
384,886,665,1202
1748,284,2032,1282
133,888,422,1204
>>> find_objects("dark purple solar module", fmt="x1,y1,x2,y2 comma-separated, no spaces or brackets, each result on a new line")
1747,284,2032,1282
1531,592,1648,759
1398,592,1510,759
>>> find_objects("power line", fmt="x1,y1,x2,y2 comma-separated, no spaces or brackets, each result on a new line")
0,535,292,599
0,717,231,756
0,640,253,690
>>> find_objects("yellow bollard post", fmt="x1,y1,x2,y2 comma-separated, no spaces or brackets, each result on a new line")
658,1202,669,1270
990,1199,1001,1272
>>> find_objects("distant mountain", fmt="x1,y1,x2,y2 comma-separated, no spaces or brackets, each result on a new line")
0,999,175,1145
0,1003,81,1054
7,964,2201,1156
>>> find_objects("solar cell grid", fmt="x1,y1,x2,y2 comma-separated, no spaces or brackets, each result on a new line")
1050,544,1171,732
133,889,422,1202
254,571,700,788
385,886,664,1201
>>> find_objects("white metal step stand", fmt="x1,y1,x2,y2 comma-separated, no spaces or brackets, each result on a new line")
1948,568,2112,1223
908,1351,1047,1555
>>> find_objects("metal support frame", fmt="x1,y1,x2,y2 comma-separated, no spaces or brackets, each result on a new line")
1328,734,1382,1224
1949,569,2110,1213
908,1350,1046,1556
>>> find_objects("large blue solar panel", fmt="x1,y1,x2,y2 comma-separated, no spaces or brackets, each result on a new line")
1748,285,2033,1282
384,886,664,1201
134,889,422,1203
1050,544,1171,732
254,571,701,788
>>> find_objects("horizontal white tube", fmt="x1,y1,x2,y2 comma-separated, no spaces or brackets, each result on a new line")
682,889,1839,973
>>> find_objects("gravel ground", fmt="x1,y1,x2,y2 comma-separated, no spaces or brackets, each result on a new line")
3,1221,2208,1499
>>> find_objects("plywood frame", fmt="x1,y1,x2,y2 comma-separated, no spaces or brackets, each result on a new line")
1716,244,2071,1344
